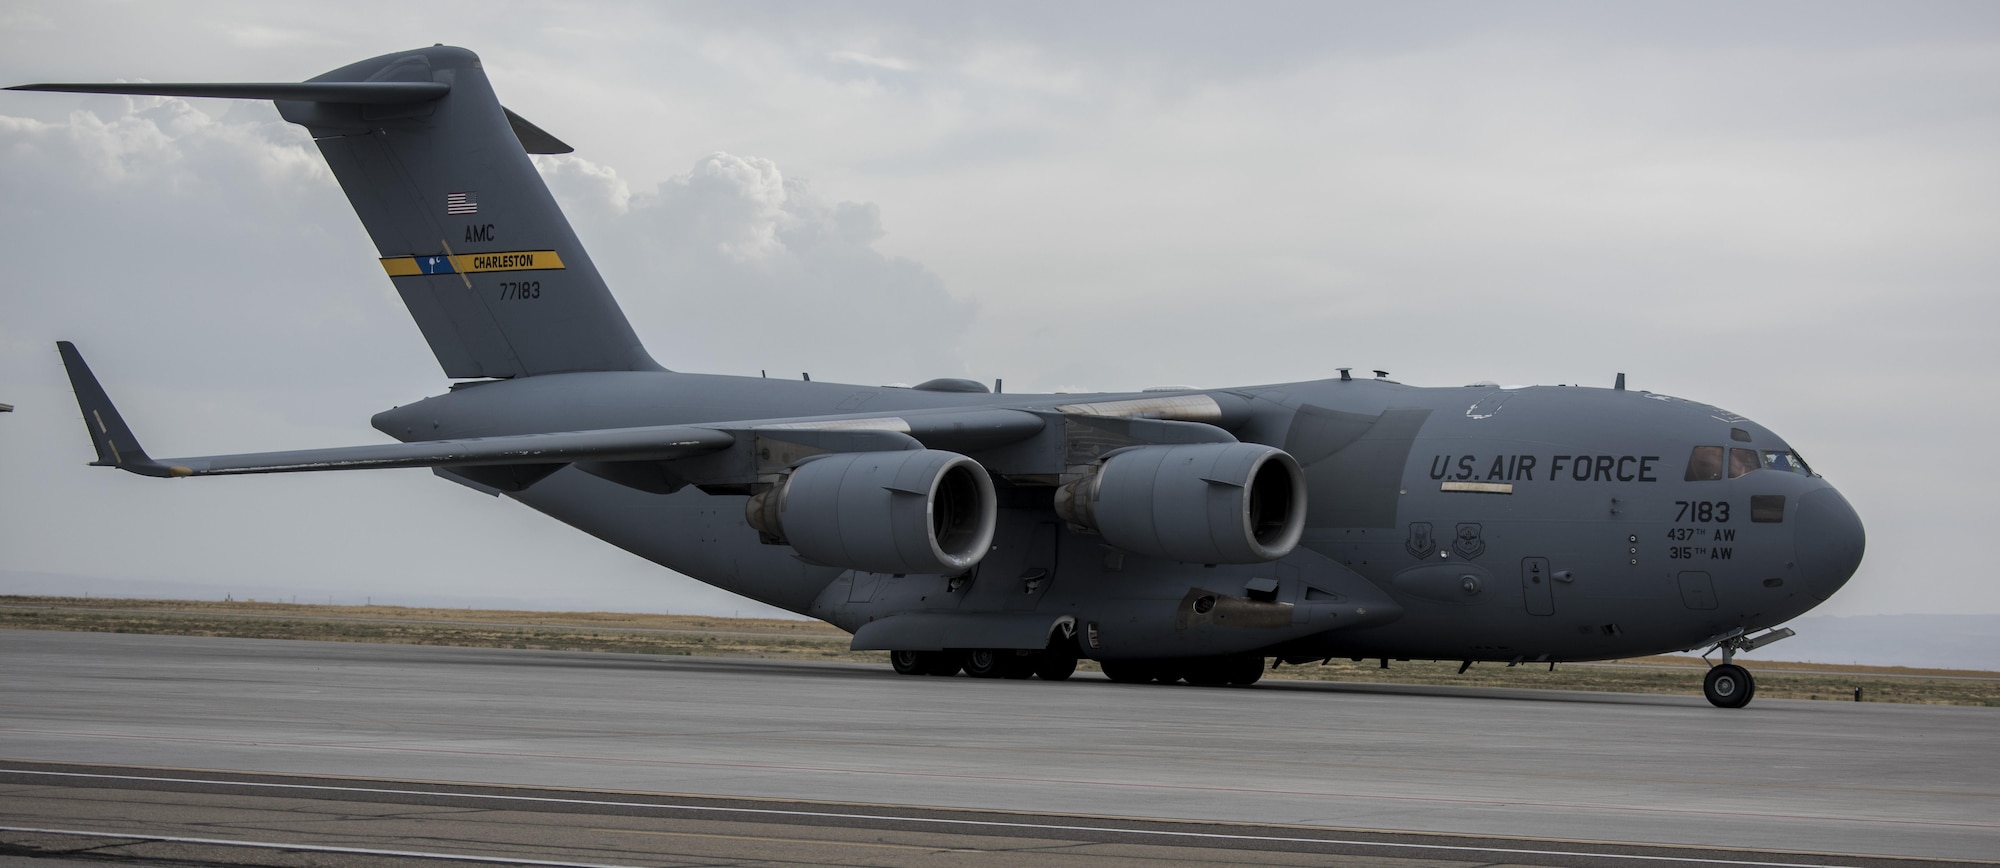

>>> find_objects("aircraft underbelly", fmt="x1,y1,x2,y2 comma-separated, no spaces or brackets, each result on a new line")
805,508,1404,655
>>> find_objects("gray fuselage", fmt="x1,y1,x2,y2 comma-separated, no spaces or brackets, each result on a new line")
373,370,1865,664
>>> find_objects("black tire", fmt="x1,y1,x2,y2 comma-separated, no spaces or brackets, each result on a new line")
924,652,963,677
890,650,926,675
998,654,1037,680
963,649,1005,679
1033,652,1078,681
1224,654,1266,686
1099,659,1157,684
1703,663,1755,708
1184,659,1229,686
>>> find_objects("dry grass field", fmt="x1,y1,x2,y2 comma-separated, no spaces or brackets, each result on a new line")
4,595,1994,706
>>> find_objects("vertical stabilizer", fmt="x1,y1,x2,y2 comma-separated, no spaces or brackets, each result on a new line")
13,46,660,378
281,46,658,378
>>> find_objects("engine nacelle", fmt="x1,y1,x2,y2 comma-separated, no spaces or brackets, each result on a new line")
746,450,997,575
1055,442,1306,564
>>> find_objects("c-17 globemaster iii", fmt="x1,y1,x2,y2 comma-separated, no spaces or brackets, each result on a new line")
11,45,1864,707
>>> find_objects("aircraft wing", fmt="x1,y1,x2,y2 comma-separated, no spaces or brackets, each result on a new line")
57,341,1232,494
58,342,1068,483
57,341,734,479
131,427,735,478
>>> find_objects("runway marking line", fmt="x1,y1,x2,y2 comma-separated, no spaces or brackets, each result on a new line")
585,827,983,853
0,770,1926,868
6,729,1994,833
0,825,652,868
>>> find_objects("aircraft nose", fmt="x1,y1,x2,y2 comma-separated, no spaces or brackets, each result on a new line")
1794,487,1865,601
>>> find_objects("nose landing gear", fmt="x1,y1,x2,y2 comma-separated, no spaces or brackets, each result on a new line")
1703,664,1754,708
1698,626,1795,708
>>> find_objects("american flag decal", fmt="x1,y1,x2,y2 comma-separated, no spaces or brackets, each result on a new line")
446,191,478,215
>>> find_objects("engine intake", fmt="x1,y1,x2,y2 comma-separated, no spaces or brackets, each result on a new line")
1055,442,1305,564
747,450,997,575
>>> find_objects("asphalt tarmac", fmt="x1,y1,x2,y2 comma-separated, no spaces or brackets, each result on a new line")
2,631,1994,866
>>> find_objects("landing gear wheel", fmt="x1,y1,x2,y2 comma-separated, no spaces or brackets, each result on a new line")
998,654,1037,680
1099,659,1157,684
1184,659,1229,686
963,649,1005,678
1224,654,1266,686
923,652,963,677
1704,663,1755,708
890,650,926,675
1032,652,1078,681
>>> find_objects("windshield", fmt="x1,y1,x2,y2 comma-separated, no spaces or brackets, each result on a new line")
1762,450,1815,476
1728,448,1759,479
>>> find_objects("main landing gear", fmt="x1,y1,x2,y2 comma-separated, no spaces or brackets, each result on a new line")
1699,626,1795,708
1099,654,1265,687
889,648,1265,685
890,647,1079,681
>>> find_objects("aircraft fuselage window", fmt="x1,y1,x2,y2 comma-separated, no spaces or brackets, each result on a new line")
1751,494,1787,523
1728,448,1760,479
1762,450,1814,476
1685,445,1723,482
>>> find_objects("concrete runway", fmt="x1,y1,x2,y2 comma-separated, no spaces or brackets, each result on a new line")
2,631,1995,865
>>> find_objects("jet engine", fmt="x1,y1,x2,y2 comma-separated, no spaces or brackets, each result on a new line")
1055,442,1305,564
747,450,998,575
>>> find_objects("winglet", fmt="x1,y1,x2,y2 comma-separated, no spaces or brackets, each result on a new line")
55,342,178,477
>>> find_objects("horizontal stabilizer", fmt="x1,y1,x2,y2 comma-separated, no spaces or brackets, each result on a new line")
503,106,573,154
5,81,448,104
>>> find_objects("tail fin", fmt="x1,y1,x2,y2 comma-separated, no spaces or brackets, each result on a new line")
14,46,660,379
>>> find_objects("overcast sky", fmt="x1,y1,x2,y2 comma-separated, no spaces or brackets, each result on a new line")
2,2,1995,621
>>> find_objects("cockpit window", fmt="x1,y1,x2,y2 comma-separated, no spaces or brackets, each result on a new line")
1763,450,1814,476
1728,448,1759,479
1685,446,1723,482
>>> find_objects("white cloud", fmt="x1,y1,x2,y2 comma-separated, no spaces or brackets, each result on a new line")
828,50,914,73
222,24,341,50
541,151,976,382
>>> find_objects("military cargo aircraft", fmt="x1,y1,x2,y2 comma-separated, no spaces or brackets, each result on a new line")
12,45,1865,707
